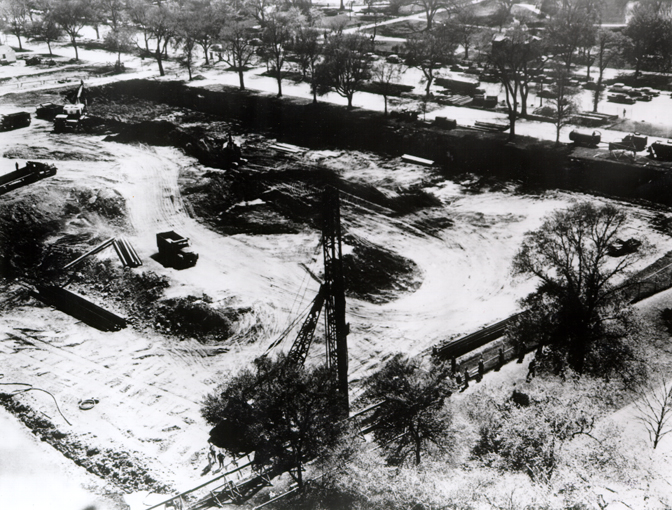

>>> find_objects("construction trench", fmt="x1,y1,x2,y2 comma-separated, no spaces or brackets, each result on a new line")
5,80,672,508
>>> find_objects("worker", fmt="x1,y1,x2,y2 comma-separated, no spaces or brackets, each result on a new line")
217,451,225,470
526,357,537,382
477,356,484,382
497,348,505,371
517,342,525,363
463,367,470,389
208,443,217,469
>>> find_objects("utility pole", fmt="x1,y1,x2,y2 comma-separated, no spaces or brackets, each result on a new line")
322,186,349,415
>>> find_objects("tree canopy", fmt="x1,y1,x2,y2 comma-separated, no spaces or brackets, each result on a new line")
201,355,346,488
361,354,455,466
509,202,645,376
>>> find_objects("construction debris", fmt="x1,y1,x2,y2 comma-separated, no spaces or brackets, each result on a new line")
401,154,434,166
270,142,307,154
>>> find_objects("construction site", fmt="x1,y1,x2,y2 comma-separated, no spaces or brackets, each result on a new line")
5,63,672,509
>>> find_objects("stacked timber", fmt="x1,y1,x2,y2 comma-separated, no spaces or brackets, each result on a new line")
32,285,126,331
436,94,473,106
113,238,142,267
472,121,510,132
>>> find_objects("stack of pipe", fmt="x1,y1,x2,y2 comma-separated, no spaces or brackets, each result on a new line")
112,237,142,268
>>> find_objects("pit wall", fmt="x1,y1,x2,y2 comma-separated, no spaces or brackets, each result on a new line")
93,80,672,207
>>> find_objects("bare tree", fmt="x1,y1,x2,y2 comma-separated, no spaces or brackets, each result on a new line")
546,0,599,72
548,63,579,144
405,26,457,98
0,0,29,49
370,60,404,115
221,15,257,90
291,24,321,102
635,377,672,449
30,0,63,55
261,7,302,97
315,32,372,108
490,26,543,139
413,0,451,30
51,0,94,60
592,29,626,112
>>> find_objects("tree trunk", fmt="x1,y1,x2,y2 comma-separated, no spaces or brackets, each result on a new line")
555,122,561,144
464,42,469,60
47,40,52,55
347,94,353,109
585,49,591,80
508,109,516,140
72,37,79,60
203,45,210,65
384,94,388,115
16,33,22,50
95,24,100,39
156,48,165,76
593,71,603,113
276,68,282,97
425,76,432,98
238,68,245,90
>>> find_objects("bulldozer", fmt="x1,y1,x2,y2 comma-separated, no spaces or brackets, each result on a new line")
53,80,89,133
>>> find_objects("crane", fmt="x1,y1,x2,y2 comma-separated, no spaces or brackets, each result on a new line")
284,186,349,414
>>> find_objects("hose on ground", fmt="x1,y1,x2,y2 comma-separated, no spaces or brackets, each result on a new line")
0,374,73,426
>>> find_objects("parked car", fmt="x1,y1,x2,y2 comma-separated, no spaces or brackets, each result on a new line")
608,93,635,104
538,88,557,99
636,94,652,101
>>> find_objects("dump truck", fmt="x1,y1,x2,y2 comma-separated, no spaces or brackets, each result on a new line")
0,161,57,196
0,111,31,131
36,102,64,120
156,231,198,269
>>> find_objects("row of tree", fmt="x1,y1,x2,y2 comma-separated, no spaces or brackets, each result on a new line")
4,0,672,130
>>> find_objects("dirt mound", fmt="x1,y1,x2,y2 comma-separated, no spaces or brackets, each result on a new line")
342,235,423,304
153,295,249,343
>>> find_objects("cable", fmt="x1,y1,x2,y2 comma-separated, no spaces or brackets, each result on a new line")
0,377,72,426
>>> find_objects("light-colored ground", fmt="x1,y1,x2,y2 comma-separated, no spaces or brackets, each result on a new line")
2,20,672,510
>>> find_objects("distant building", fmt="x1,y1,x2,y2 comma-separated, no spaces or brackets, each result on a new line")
0,46,17,65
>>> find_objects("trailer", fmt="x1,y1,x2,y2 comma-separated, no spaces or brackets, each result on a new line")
649,140,672,161
157,230,199,269
0,111,31,131
36,103,64,120
569,130,601,148
0,161,57,196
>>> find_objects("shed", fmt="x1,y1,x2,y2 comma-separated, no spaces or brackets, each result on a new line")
0,45,16,65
